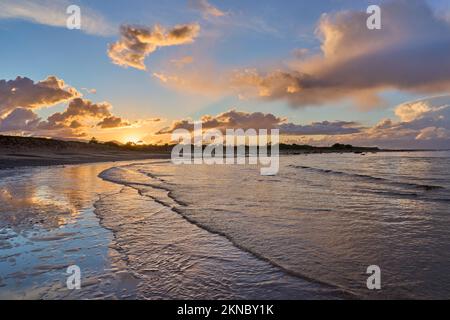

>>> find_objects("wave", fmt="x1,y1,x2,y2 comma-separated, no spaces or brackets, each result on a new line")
98,164,356,299
289,165,445,191
99,167,187,208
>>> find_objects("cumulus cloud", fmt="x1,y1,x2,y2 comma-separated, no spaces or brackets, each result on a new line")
1,99,130,137
0,76,79,117
0,108,40,132
97,116,130,129
232,0,450,108
108,23,200,70
155,95,450,149
0,76,131,138
393,95,450,122
308,96,450,149
0,0,115,36
46,98,111,126
157,109,284,134
41,98,131,131
0,107,83,138
189,0,225,18
156,109,363,136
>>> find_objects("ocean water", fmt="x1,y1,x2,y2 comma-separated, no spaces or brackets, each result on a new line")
1,152,450,299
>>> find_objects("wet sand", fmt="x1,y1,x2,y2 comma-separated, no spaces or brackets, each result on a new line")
0,162,136,299
0,147,170,170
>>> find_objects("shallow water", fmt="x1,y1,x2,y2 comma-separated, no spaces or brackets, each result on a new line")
1,152,450,299
0,163,138,299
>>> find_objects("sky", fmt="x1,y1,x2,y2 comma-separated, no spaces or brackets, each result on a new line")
1,0,450,148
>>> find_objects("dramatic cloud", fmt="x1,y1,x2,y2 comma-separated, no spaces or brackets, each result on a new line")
189,0,225,18
0,107,84,138
155,95,450,149
306,96,450,149
156,109,362,136
0,0,115,36
97,116,130,129
394,98,439,122
0,108,40,132
108,23,200,70
0,76,79,117
157,109,284,134
47,98,110,123
41,98,131,131
0,100,131,138
232,0,450,108
0,76,131,138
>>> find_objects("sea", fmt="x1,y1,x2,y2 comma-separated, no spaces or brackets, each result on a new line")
1,151,449,299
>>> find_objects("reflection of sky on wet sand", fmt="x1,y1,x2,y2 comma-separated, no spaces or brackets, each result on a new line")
1,183,78,229
1,164,140,229
0,163,139,299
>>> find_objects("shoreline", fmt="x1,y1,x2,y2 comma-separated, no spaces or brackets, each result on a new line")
0,148,444,170
0,151,171,170
1,134,444,170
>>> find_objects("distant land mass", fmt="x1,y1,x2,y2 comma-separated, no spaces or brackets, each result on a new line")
0,134,389,169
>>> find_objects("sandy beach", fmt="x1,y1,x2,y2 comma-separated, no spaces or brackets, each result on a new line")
0,142,170,170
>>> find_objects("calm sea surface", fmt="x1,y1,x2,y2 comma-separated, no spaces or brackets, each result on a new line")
1,151,450,299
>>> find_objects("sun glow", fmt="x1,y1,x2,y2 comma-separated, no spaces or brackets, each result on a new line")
122,135,143,144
